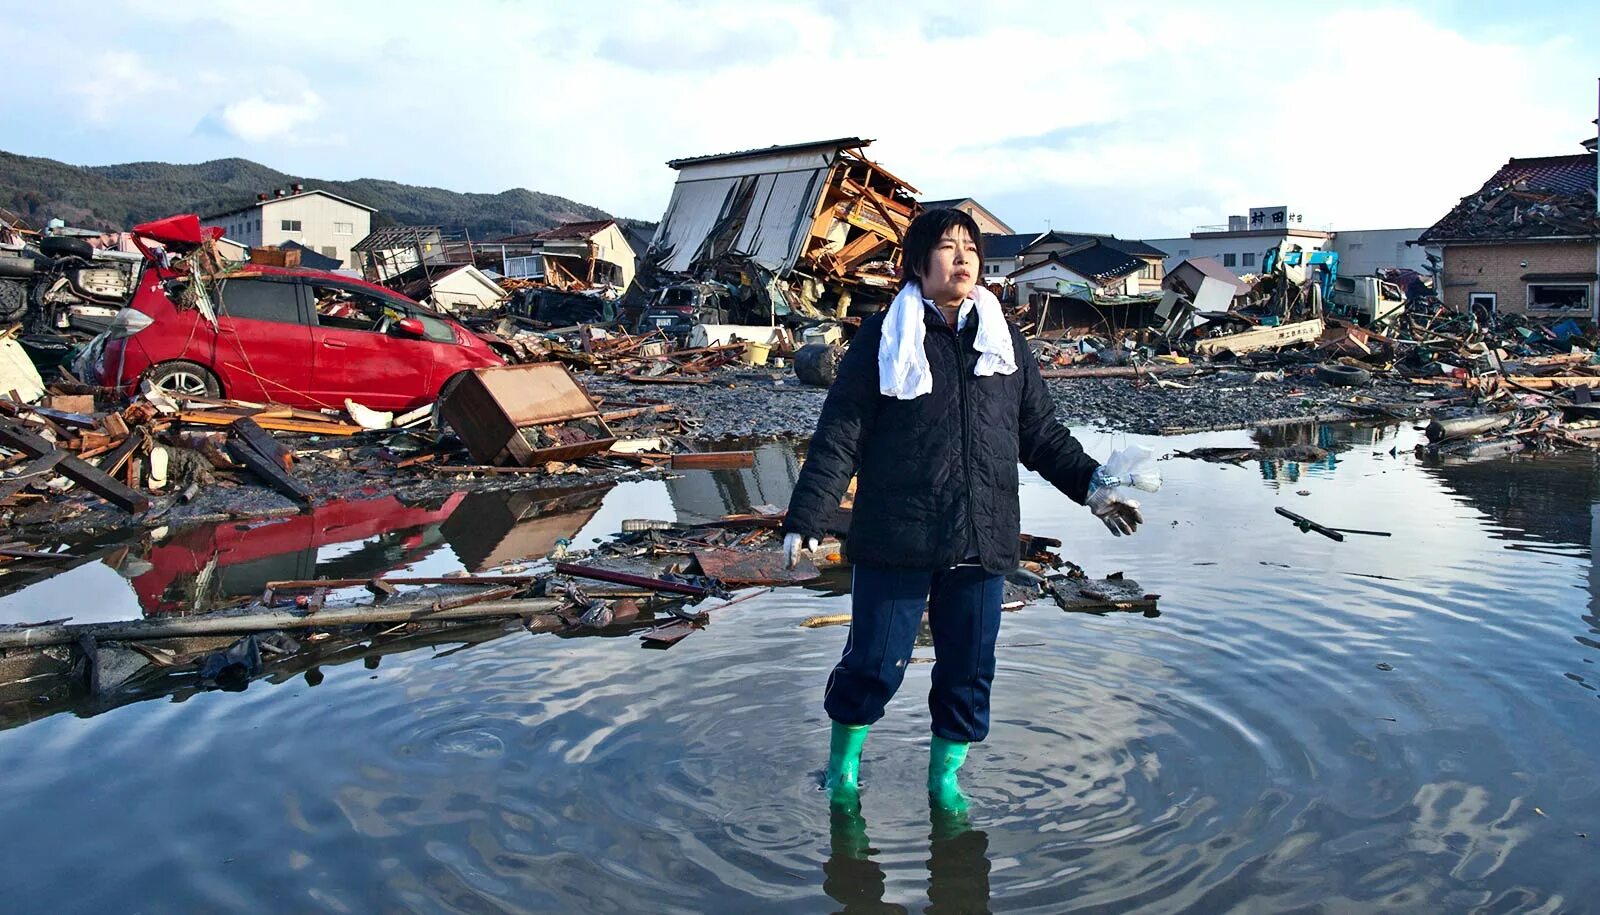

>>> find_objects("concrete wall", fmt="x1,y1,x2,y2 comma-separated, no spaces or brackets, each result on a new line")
1331,228,1435,276
1440,241,1599,316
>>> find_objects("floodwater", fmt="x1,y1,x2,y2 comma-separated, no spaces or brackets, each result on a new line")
2,427,1598,912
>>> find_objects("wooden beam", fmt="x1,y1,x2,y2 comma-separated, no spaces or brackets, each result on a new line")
670,451,755,470
225,423,312,506
177,411,362,435
0,421,151,512
0,597,564,649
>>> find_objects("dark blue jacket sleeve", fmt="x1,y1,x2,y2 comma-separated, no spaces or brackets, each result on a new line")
782,320,883,539
1015,329,1100,504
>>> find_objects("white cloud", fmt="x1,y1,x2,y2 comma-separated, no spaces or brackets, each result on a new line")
207,90,325,144
71,50,179,124
10,1,1599,238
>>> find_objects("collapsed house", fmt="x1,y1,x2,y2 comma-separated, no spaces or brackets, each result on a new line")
641,137,920,318
492,220,637,292
1415,140,1600,318
352,219,639,318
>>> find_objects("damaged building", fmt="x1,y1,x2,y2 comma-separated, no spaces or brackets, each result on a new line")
349,218,638,317
1415,137,1600,318
641,137,921,317
491,219,637,292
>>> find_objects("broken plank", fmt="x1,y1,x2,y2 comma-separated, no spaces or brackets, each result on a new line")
1503,375,1600,390
639,618,698,647
225,435,312,506
0,450,66,502
622,375,712,385
178,411,362,435
692,549,817,586
554,561,712,597
670,451,755,470
230,416,294,472
0,597,565,649
0,420,151,512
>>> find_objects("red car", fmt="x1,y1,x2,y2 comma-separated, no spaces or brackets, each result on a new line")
83,215,505,412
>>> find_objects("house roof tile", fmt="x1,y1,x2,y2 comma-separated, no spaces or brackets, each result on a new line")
1418,153,1599,243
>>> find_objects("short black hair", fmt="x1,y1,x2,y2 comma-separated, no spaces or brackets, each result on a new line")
899,208,985,289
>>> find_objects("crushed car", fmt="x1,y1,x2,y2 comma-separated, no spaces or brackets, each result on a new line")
77,215,506,412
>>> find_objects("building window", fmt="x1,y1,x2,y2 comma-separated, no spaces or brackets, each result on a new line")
1242,252,1256,268
1527,284,1589,312
1468,292,1497,316
1177,249,1190,257
281,220,303,232
1139,263,1158,279
1222,253,1237,267
334,221,353,235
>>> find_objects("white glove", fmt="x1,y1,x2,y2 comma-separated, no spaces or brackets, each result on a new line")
1086,486,1143,537
783,532,819,569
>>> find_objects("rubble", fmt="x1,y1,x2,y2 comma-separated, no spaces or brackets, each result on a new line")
0,481,1146,713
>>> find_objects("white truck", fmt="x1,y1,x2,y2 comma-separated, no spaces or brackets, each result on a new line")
1327,275,1407,330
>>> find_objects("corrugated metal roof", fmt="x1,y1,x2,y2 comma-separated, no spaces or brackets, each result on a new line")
667,137,868,169
533,219,617,240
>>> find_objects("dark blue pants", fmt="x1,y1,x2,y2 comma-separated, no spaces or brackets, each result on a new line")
824,563,1004,742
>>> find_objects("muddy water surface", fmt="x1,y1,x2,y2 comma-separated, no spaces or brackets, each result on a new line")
1,427,1597,912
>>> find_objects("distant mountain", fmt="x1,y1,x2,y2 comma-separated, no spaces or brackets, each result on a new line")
0,151,643,241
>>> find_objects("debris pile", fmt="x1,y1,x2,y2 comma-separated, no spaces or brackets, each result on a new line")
0,489,1153,714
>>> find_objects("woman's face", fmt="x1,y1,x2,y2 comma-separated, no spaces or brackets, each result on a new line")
919,226,978,303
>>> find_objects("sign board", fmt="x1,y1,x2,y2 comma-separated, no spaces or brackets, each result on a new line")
1248,206,1307,229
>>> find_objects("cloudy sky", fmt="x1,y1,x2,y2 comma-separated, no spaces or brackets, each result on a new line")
5,1,1596,238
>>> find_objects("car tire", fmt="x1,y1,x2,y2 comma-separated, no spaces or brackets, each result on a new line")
0,279,26,322
1315,363,1371,387
144,360,221,399
39,236,95,261
794,343,843,387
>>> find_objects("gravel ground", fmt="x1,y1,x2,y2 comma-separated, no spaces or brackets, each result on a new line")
11,362,1423,543
587,364,1420,439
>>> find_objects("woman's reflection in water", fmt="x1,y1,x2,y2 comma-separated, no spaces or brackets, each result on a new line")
823,805,992,914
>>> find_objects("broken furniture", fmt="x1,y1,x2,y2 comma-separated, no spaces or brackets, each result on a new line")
439,363,617,467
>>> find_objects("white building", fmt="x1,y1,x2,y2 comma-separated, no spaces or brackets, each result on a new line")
202,187,375,268
1143,205,1436,279
1329,228,1435,277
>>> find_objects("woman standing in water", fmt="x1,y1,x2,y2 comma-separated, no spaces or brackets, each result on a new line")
782,208,1144,810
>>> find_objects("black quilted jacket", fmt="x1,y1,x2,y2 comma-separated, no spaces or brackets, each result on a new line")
783,306,1100,575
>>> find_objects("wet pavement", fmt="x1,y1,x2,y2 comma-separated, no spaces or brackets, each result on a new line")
1,425,1597,911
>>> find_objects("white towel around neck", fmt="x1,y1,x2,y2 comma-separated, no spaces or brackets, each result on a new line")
877,282,1016,400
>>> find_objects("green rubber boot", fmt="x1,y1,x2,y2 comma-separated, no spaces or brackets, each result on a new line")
928,735,970,812
825,722,870,807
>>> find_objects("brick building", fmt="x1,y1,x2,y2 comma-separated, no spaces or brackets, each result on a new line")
1415,142,1599,318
